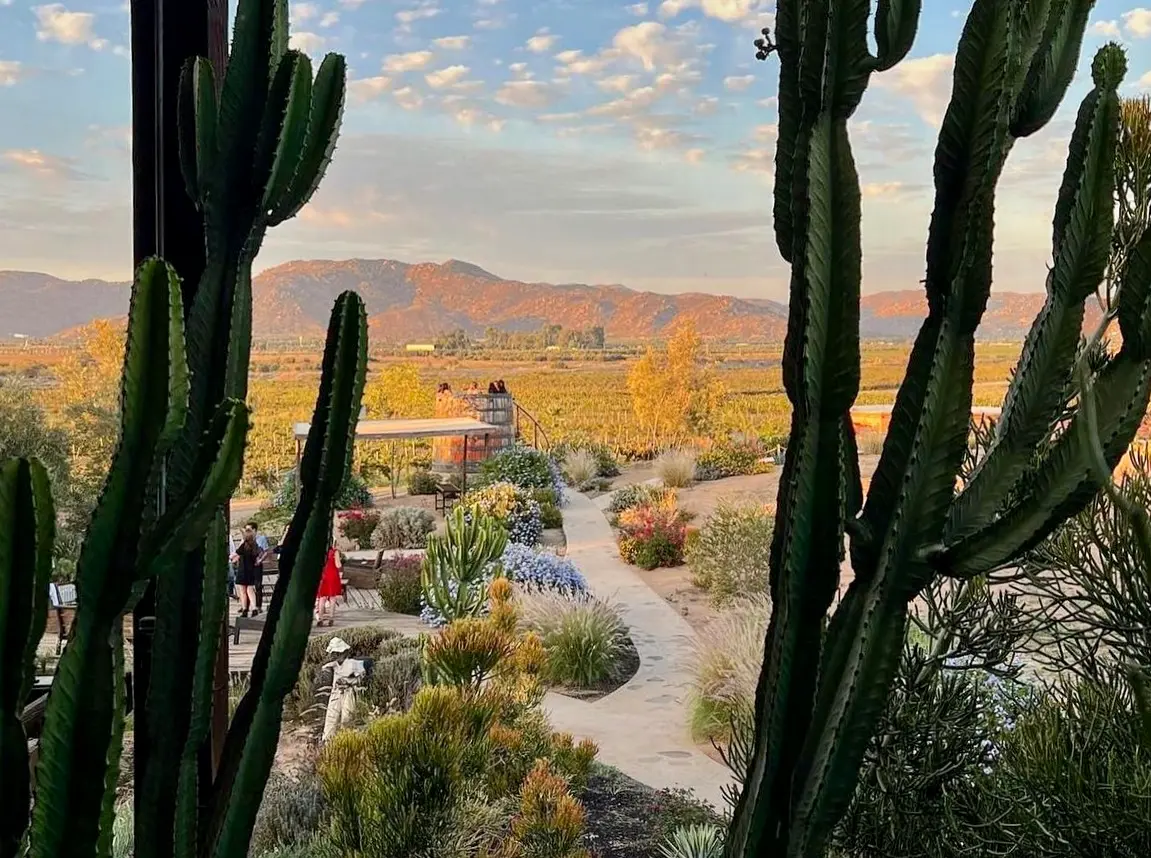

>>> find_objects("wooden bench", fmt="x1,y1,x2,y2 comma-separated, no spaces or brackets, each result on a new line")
434,480,461,512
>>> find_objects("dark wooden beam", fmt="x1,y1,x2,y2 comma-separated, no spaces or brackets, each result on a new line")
129,0,229,804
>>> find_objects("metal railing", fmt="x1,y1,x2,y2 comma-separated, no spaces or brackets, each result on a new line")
513,403,550,451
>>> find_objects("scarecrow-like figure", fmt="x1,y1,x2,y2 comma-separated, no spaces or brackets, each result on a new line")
320,636,365,742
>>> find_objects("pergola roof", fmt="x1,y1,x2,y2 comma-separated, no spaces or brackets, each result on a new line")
292,417,499,441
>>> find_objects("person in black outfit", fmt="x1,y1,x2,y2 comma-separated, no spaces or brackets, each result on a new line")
230,524,270,618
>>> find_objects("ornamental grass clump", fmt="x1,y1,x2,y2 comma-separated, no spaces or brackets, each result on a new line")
518,591,628,688
654,448,697,488
688,596,771,743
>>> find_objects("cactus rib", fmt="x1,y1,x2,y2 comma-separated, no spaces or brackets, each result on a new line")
0,459,53,858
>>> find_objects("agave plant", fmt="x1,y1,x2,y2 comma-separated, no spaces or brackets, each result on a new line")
0,2,365,858
729,2,1151,856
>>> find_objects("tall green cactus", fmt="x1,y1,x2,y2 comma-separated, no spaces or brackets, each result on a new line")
730,2,1151,856
0,1,360,857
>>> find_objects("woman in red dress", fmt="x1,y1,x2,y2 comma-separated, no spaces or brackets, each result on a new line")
315,545,344,627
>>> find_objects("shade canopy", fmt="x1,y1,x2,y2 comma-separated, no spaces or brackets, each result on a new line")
292,417,499,442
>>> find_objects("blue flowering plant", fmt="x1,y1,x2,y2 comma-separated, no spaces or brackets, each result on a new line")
420,542,589,626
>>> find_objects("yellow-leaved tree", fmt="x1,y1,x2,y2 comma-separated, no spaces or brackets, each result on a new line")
364,363,435,419
627,320,724,449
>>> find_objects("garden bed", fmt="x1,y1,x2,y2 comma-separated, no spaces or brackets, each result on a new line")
580,763,723,857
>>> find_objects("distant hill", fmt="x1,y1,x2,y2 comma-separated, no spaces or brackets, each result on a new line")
0,258,1061,343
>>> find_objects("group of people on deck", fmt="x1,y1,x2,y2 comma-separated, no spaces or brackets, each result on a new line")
229,521,345,626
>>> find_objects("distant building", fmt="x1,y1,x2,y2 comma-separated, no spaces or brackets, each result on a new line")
405,343,436,353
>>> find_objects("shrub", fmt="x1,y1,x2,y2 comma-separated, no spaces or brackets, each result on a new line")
607,483,676,517
554,440,622,478
688,596,771,742
686,502,773,604
519,591,627,688
480,443,565,498
286,626,422,724
337,508,381,549
617,498,688,570
510,759,588,857
259,468,375,527
992,675,1151,857
502,543,589,598
421,507,509,626
563,449,599,486
372,506,435,550
251,770,326,857
659,824,725,858
540,501,563,530
654,449,697,489
424,617,516,687
466,481,544,546
406,467,439,496
377,554,424,615
694,440,772,481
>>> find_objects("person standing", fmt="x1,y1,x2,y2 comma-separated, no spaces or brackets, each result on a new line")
315,544,344,627
230,527,261,618
320,637,365,742
248,521,271,612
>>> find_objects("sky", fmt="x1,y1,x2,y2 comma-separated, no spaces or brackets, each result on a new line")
0,2,1148,300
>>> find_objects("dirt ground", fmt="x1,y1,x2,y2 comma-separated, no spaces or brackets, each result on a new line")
617,455,882,636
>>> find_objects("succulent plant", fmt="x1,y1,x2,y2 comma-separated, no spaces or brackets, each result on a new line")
729,2,1151,856
422,506,509,623
0,2,361,857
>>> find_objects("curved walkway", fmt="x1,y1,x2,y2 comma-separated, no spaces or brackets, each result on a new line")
543,490,734,808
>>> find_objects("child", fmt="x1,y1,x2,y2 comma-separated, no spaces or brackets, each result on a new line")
315,545,344,627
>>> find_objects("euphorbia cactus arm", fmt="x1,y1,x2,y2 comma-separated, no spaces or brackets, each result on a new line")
0,458,53,858
727,1,919,854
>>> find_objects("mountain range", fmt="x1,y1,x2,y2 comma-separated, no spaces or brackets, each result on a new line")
0,259,1057,343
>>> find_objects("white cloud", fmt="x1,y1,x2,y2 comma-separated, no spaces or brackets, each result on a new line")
555,49,617,76
731,146,772,175
724,74,756,92
425,64,470,89
495,80,561,109
434,35,470,49
875,53,955,127
1123,8,1151,37
588,86,658,118
33,5,99,47
384,51,435,72
598,74,635,93
526,30,557,53
508,62,532,78
862,182,910,199
396,4,440,25
289,31,325,53
291,2,318,23
627,3,648,15
393,86,424,110
348,75,391,100
684,148,704,163
1090,19,1121,38
1138,70,1151,90
320,11,339,27
613,22,684,71
0,60,23,86
3,149,82,180
659,0,757,22
752,123,777,142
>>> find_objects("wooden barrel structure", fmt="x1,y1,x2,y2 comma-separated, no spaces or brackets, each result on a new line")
432,392,516,475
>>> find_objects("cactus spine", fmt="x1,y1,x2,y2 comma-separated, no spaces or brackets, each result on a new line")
0,2,360,858
730,2,1151,856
